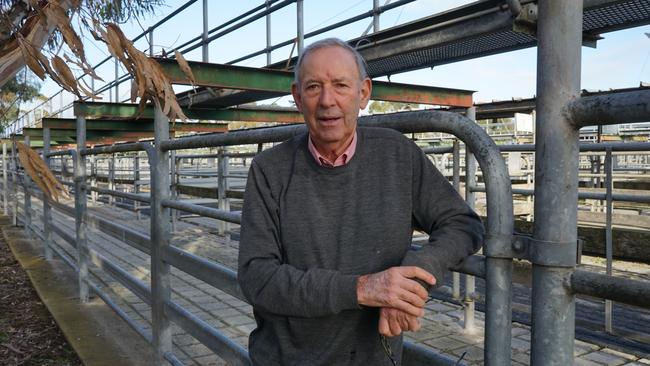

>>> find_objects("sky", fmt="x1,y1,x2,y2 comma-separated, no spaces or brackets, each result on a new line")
25,0,650,118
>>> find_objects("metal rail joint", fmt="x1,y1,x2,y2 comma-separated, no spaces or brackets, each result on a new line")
511,235,578,267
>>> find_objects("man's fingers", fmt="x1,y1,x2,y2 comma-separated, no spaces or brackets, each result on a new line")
403,278,430,301
397,287,426,308
407,315,421,332
395,300,425,317
399,266,436,286
379,313,391,336
388,316,402,336
397,312,411,331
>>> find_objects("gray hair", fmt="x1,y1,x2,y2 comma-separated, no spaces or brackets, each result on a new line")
293,38,369,85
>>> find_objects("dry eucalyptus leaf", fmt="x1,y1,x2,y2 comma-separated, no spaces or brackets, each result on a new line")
16,142,69,202
174,50,196,86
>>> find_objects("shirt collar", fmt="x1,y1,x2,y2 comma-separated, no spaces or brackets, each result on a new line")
307,131,357,168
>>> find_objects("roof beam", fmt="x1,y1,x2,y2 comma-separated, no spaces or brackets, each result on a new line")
155,58,474,107
41,118,228,133
73,102,304,123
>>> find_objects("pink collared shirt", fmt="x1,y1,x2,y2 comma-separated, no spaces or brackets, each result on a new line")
308,132,357,167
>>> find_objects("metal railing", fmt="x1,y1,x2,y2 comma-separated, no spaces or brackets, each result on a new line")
1,107,517,365
3,108,650,365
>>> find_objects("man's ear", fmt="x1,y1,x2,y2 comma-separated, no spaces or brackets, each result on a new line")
291,83,302,111
359,78,372,110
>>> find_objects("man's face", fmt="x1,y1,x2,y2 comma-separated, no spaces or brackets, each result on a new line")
291,46,372,149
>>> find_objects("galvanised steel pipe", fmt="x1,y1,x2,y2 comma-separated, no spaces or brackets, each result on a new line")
80,142,146,156
571,270,650,308
43,128,52,260
2,143,7,216
23,135,32,237
567,88,650,128
163,245,246,301
161,199,241,224
74,116,89,303
464,106,477,334
45,149,74,157
472,186,650,204
89,186,150,204
466,142,650,153
358,110,514,366
422,146,454,154
150,105,173,364
161,124,305,151
531,1,583,365
11,140,17,226
164,300,252,366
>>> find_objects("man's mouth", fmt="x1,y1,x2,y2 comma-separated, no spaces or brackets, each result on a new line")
318,116,342,124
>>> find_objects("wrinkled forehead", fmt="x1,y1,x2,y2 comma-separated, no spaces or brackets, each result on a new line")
297,45,362,83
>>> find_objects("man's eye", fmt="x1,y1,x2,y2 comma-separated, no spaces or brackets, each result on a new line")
336,83,349,88
305,84,319,91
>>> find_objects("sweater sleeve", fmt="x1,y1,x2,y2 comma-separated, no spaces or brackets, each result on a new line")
401,145,485,291
237,160,360,318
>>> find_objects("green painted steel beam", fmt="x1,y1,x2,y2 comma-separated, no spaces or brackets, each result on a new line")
24,128,136,139
155,57,474,107
73,102,304,123
41,118,228,132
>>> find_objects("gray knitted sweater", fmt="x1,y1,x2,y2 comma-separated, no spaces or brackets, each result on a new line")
238,127,484,366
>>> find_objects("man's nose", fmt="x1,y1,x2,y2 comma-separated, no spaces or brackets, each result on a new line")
318,85,336,107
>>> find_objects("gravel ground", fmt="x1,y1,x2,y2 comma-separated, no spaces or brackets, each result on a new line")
0,233,81,366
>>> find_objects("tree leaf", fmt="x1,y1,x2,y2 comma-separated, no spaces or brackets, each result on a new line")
174,49,196,86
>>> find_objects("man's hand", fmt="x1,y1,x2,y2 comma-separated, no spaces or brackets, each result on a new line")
356,266,435,317
379,308,421,337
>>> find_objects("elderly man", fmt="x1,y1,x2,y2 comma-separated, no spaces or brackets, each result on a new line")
238,38,483,365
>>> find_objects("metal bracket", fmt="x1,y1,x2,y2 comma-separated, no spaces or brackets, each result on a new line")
512,3,538,36
510,234,578,267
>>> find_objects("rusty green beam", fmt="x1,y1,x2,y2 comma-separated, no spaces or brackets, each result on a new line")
74,102,304,123
23,128,141,139
41,118,228,133
155,57,474,107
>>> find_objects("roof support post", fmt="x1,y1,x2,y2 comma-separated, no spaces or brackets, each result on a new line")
531,1,582,365
296,0,304,54
202,0,209,62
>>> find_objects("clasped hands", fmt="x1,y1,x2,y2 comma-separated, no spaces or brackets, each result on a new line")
357,266,435,337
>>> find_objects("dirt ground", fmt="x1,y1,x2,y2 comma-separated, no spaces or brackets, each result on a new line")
0,234,81,366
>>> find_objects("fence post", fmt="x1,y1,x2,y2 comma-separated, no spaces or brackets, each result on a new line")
109,153,115,205
75,116,89,302
90,154,97,203
452,139,461,300
531,1,582,364
134,153,141,220
217,148,230,241
2,143,7,216
151,104,172,363
43,128,52,260
23,135,31,237
605,148,614,333
464,107,477,334
11,139,17,226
